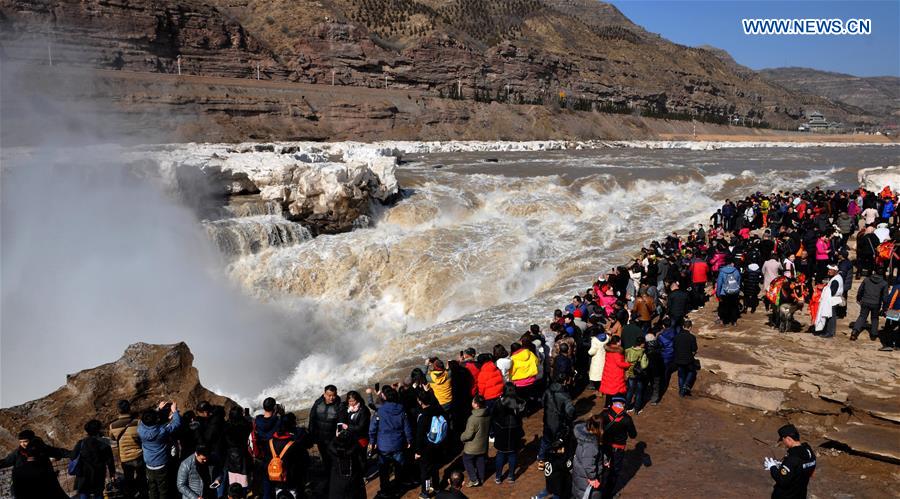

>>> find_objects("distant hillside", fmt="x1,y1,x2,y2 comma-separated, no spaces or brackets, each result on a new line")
0,0,873,129
759,67,899,119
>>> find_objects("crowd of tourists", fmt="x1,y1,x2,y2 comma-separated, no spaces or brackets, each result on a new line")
3,185,896,499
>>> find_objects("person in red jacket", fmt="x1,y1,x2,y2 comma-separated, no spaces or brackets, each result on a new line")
599,336,631,408
688,253,710,309
460,348,481,397
475,353,504,411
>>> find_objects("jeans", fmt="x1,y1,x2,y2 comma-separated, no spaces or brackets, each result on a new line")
147,465,170,499
377,450,405,493
462,453,485,483
494,451,518,481
676,364,696,395
123,458,148,499
625,377,644,411
853,303,881,339
537,433,552,462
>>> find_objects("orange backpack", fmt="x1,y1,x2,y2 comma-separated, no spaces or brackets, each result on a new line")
877,241,894,263
267,439,294,482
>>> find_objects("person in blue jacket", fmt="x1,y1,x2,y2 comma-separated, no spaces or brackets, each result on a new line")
653,320,678,404
369,385,413,497
138,400,181,499
716,259,742,326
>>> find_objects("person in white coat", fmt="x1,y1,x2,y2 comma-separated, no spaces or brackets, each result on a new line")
814,265,844,339
587,331,611,390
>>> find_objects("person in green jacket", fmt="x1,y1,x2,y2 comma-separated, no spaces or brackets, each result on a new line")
459,395,490,487
624,336,650,414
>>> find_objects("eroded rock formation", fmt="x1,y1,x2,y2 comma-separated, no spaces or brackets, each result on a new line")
0,342,234,449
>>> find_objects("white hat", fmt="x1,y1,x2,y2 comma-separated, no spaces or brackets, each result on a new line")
827,264,839,271
748,263,760,271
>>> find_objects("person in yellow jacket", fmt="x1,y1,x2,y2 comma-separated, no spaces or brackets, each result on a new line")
509,342,539,403
426,358,454,411
109,400,146,499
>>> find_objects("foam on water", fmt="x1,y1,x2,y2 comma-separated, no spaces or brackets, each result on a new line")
229,160,852,408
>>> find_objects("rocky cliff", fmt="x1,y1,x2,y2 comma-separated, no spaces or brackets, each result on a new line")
759,67,900,119
0,342,234,449
0,0,865,129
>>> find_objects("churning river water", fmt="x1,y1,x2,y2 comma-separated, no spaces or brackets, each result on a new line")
227,145,896,408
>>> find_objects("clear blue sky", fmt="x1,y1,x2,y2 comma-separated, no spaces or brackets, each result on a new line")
610,0,900,77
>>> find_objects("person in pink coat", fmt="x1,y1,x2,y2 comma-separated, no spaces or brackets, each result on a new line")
815,235,832,280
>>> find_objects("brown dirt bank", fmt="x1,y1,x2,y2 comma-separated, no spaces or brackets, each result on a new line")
5,66,897,146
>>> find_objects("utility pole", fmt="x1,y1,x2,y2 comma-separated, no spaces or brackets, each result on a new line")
47,43,52,66
457,78,461,98
506,83,510,102
384,74,388,89
256,63,260,80
176,56,181,76
332,70,335,86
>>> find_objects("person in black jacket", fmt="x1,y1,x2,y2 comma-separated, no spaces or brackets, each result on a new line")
269,413,311,497
537,375,575,467
414,391,446,497
223,406,252,488
666,281,690,327
767,424,816,499
742,263,763,314
599,397,637,499
194,402,226,462
673,320,699,397
0,429,69,499
309,385,341,494
491,384,526,485
851,270,889,341
327,430,366,499
856,227,880,278
73,419,116,498
336,391,371,448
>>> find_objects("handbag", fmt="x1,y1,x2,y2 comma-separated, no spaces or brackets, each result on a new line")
692,358,701,371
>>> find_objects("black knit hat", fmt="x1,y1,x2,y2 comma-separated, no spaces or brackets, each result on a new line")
17,430,35,441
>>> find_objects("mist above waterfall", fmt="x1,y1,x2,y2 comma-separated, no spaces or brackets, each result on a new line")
0,63,300,407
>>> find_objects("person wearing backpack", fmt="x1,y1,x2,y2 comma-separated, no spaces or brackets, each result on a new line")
491,384,525,485
72,419,116,499
716,258,742,326
624,337,649,414
414,391,446,498
110,400,147,499
268,413,310,497
253,397,282,499
176,445,222,499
